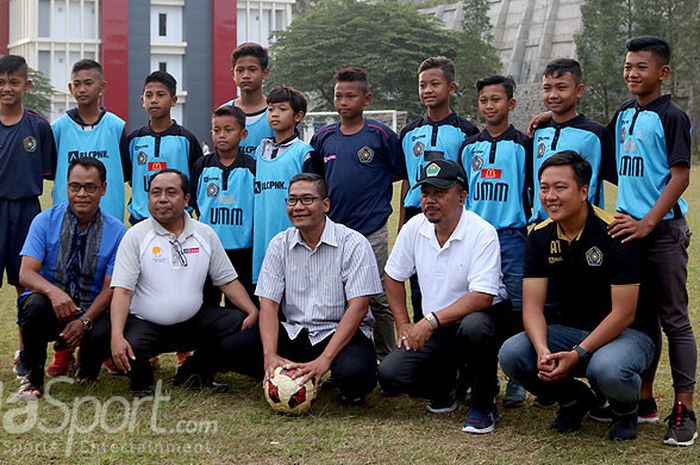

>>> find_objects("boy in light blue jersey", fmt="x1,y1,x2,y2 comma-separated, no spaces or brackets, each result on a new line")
252,86,316,283
127,71,203,225
52,59,129,222
192,105,256,302
460,75,531,408
530,59,615,223
220,43,274,158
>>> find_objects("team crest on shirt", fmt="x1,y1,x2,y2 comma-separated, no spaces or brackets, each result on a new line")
585,246,603,267
357,146,374,164
23,136,37,152
137,151,148,165
151,246,166,262
537,142,546,158
413,141,425,157
207,182,219,198
471,155,484,171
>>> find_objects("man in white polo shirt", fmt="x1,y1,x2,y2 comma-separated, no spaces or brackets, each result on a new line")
378,159,509,434
110,169,259,395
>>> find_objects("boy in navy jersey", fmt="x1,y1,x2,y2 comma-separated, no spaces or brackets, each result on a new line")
399,56,478,322
607,36,696,447
309,67,406,360
192,105,256,303
460,75,531,407
252,86,315,284
530,59,614,223
52,59,129,223
221,43,274,157
127,71,203,225
0,55,56,377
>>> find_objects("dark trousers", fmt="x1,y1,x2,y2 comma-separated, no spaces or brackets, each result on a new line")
203,248,256,307
220,325,378,400
404,207,424,323
17,293,110,387
378,301,510,410
124,306,246,391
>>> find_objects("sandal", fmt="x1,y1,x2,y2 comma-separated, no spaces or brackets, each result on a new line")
16,379,43,400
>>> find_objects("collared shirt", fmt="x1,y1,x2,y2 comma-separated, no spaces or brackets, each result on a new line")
525,203,652,333
20,203,127,311
386,209,506,316
111,212,237,325
255,217,382,345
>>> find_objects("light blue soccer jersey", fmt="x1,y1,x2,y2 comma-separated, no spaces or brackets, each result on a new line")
400,113,477,208
52,109,128,221
612,95,690,220
252,137,313,283
221,99,274,158
531,114,613,222
461,126,532,230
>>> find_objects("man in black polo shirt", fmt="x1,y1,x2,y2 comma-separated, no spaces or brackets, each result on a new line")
499,151,655,441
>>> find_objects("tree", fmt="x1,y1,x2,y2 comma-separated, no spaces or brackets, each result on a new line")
453,0,501,118
268,0,462,118
25,68,55,117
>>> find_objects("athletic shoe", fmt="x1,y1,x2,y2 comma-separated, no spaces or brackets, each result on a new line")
533,395,556,408
12,350,29,379
609,411,638,441
47,348,75,377
638,397,659,423
503,379,527,408
462,404,498,434
551,389,594,433
176,351,192,367
426,394,460,414
663,401,698,447
589,403,612,423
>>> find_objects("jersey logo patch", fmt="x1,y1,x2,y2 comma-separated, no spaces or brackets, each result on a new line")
586,246,603,266
151,246,166,262
207,182,219,197
537,142,546,158
481,168,502,179
137,152,148,165
471,156,484,171
183,247,200,254
148,161,167,171
413,141,425,157
357,146,374,164
23,136,37,152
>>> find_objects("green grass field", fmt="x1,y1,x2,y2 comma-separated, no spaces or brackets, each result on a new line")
0,176,698,465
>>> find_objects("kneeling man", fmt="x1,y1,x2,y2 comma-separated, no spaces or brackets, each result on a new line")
378,159,509,434
499,151,656,440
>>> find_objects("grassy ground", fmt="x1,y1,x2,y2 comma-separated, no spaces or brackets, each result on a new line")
0,177,699,465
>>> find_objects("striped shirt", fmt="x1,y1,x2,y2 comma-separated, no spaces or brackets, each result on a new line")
255,217,382,345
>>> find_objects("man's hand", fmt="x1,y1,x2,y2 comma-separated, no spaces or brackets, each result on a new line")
59,319,84,348
241,309,258,330
111,336,135,373
47,287,79,321
396,320,434,351
263,353,294,384
289,356,332,391
608,213,654,243
536,348,556,379
539,350,579,383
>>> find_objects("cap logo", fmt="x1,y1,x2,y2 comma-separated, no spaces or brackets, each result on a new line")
425,163,441,177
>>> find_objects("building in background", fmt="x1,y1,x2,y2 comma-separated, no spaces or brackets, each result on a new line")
0,0,295,141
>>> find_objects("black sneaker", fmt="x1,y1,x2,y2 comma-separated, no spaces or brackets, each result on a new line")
426,393,460,414
609,411,638,441
173,373,229,393
589,403,613,423
638,397,659,423
533,395,556,408
551,391,594,433
663,402,698,447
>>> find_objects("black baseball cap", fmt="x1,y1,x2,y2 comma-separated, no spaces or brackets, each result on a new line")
413,159,467,190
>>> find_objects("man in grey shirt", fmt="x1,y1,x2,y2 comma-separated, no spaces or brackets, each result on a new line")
226,173,382,402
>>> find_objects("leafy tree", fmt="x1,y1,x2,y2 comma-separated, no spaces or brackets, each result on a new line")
268,0,462,118
25,67,55,118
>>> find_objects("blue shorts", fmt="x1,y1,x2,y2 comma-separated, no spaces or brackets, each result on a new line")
0,198,41,287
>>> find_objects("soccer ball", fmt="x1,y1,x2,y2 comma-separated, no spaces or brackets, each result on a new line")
264,366,316,415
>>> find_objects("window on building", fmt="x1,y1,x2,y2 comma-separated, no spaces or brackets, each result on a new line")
159,13,167,36
159,62,167,73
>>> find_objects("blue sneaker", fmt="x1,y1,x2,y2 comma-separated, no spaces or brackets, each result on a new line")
462,405,498,434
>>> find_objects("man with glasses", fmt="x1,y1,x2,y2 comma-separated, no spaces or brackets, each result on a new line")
15,158,126,399
225,173,382,403
109,169,259,396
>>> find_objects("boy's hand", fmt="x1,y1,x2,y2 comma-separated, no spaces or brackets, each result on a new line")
608,214,654,242
527,111,553,136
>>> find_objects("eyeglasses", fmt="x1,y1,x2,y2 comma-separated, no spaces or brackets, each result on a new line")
68,183,100,193
169,239,188,267
286,196,322,206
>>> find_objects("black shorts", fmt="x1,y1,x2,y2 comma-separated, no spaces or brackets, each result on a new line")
0,198,41,287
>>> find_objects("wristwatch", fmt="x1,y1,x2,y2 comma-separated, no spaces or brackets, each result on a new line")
79,315,94,331
572,344,591,362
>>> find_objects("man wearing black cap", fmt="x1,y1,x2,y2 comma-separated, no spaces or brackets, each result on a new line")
378,159,509,434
